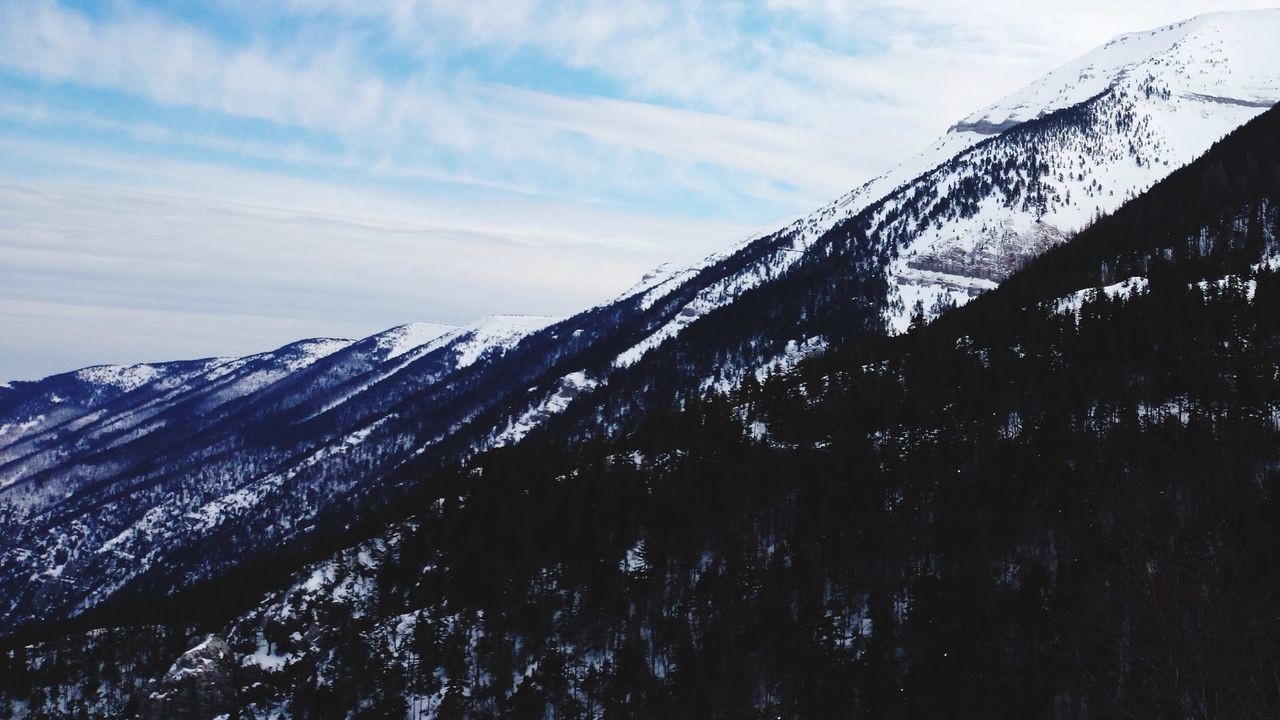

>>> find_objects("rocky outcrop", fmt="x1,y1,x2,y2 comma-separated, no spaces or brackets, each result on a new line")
906,220,1068,284
138,635,239,720
946,117,1027,135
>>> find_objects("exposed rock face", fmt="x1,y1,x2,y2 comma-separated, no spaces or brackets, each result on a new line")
947,118,1028,135
906,219,1068,284
138,635,238,720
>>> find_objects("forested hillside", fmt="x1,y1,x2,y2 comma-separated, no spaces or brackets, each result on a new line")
5,98,1278,720
7,12,1279,645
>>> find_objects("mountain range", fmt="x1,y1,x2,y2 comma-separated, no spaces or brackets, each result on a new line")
3,9,1280,719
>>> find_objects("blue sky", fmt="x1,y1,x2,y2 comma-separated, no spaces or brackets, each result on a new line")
2,0,1274,380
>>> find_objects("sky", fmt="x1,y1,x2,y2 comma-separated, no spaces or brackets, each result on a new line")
2,1,1276,381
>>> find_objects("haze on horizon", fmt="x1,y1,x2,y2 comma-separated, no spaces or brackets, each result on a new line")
2,0,1274,382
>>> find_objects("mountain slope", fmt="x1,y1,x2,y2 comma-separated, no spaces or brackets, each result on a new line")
9,84,1280,720
0,316,557,629
2,9,1278,639
189,87,1280,720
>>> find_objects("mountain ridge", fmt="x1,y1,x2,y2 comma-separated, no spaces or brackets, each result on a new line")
2,8,1278,640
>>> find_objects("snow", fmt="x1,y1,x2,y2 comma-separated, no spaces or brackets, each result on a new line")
74,363,165,392
614,311,700,368
1053,276,1150,315
613,238,812,368
620,539,647,574
299,327,472,423
611,10,1280,369
703,336,829,394
956,10,1280,131
602,136,990,335
301,563,334,593
91,413,395,593
342,418,386,447
161,635,226,680
0,313,551,630
837,129,990,218
219,339,352,397
619,262,683,302
878,10,1280,333
281,338,353,370
1196,274,1257,300
1254,254,1280,274
491,371,598,447
1053,271,1261,318
630,10,1280,384
610,134,993,366
453,315,558,369
0,416,43,438
187,635,218,656
372,322,460,361
216,338,351,383
889,267,999,335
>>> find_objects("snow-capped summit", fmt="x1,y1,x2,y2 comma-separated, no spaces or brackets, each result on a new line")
606,9,1280,346
955,10,1280,134
876,9,1280,331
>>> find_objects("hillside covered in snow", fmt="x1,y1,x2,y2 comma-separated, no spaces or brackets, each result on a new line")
6,53,1280,720
2,9,1279,680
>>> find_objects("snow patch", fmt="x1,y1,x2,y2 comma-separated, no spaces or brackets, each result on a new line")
1054,277,1150,315
491,371,598,447
74,364,165,392
620,539,647,574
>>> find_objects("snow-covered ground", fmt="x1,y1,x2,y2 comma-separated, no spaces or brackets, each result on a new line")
1053,276,1151,316
5,8,1279,641
875,11,1280,333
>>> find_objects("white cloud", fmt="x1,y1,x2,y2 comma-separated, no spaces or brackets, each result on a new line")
0,2,889,201
0,163,753,379
0,298,378,381
3,0,1276,379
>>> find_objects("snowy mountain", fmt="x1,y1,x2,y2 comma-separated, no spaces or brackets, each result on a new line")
2,9,1278,637
0,316,556,629
887,9,1280,331
10,86,1280,720
567,10,1280,369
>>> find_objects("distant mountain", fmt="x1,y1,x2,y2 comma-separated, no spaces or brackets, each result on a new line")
2,9,1278,641
0,316,556,629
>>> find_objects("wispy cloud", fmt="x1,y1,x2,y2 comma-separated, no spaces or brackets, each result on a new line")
1,0,1274,379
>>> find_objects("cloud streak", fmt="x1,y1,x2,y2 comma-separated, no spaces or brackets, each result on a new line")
2,0,1275,379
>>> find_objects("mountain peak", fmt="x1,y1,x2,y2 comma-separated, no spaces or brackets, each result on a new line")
954,8,1280,135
